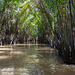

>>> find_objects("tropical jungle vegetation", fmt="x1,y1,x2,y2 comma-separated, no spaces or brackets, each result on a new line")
0,0,75,64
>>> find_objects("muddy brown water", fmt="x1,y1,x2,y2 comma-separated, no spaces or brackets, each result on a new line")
0,44,75,75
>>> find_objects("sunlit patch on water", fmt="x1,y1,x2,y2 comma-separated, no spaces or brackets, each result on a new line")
24,55,39,64
28,55,37,58
10,51,24,55
14,44,45,46
0,51,5,54
0,67,44,75
0,68,30,75
0,56,11,60
0,45,12,48
0,48,12,51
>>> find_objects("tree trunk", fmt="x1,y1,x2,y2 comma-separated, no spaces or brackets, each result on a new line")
69,0,75,64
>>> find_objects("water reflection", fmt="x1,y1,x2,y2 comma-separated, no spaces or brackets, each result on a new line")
0,44,75,75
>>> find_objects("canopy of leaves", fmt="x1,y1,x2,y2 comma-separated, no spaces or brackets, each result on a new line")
0,0,75,38
0,0,49,38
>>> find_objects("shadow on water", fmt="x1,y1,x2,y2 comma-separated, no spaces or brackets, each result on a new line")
0,44,75,75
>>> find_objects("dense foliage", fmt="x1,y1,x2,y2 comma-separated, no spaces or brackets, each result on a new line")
0,0,75,64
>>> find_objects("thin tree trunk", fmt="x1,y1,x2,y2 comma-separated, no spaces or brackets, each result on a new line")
69,0,75,64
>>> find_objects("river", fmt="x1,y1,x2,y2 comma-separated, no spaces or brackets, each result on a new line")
0,44,75,75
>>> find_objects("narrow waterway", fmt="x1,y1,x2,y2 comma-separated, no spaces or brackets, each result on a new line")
0,44,75,75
